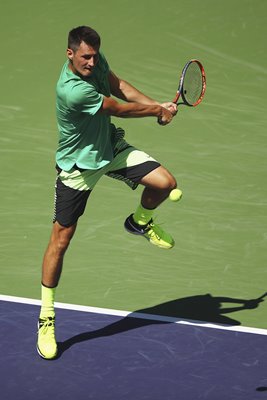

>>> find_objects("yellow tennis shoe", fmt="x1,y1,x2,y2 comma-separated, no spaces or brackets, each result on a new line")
37,316,58,360
124,214,175,249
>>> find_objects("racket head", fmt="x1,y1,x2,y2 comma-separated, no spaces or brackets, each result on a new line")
174,59,206,107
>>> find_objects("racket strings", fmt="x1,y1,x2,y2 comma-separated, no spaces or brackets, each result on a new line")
182,62,203,106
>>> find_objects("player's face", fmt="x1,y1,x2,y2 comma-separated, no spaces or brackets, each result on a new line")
67,41,99,77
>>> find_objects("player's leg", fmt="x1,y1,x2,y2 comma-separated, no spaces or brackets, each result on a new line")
37,221,77,360
37,173,91,360
42,222,77,288
139,165,177,209
125,165,177,249
105,135,179,249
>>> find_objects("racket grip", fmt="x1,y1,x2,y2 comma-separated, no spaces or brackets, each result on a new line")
173,93,180,104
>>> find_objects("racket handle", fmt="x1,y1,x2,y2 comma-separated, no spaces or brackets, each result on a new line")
173,92,180,104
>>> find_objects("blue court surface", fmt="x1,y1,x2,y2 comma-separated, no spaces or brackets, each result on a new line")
1,297,267,400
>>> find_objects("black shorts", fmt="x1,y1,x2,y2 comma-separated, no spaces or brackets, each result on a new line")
53,145,160,227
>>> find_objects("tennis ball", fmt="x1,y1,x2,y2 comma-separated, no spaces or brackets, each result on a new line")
169,188,183,202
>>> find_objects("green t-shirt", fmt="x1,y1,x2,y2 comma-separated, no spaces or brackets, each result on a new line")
56,52,116,171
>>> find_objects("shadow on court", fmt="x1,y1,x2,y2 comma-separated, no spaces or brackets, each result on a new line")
1,297,267,400
57,293,265,359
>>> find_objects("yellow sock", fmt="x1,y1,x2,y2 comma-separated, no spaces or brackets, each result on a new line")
133,204,154,226
39,284,56,318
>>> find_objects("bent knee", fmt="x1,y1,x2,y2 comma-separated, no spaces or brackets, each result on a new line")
166,175,177,191
141,166,177,191
156,169,177,191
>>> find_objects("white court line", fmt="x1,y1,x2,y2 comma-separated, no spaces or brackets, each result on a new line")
1,294,267,336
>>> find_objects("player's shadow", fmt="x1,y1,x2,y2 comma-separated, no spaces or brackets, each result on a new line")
57,293,265,358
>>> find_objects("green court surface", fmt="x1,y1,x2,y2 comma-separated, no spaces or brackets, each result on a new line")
1,0,266,329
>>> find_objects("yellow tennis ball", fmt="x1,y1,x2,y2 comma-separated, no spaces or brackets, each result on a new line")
169,188,183,202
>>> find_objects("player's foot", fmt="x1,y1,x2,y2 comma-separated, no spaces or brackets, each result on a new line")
37,316,58,360
124,214,175,249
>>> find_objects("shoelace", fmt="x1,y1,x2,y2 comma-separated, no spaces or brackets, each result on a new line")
39,317,55,336
146,222,165,240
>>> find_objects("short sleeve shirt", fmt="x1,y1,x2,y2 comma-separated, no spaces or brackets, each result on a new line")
55,52,116,171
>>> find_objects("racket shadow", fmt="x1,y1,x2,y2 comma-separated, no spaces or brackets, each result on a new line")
56,293,266,359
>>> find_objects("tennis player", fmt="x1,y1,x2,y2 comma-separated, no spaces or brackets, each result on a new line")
37,26,178,359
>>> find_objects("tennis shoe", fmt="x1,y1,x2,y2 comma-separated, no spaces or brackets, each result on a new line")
37,316,57,360
124,214,174,249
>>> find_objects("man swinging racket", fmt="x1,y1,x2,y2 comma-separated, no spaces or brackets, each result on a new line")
37,25,178,360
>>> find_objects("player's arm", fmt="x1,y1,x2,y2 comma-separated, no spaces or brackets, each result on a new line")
108,70,158,105
101,95,173,125
102,70,175,124
109,70,177,113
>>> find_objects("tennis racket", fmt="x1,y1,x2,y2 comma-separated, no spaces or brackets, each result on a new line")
173,59,206,106
258,292,267,300
158,59,206,125
244,292,267,309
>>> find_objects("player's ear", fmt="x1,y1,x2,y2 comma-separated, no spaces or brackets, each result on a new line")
67,48,74,61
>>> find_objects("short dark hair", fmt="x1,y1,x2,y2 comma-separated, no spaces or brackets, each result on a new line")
68,26,101,51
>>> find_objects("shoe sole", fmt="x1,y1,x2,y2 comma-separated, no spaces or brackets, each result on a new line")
36,343,58,360
146,236,175,249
